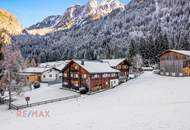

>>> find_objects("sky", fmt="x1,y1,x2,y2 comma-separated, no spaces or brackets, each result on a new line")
0,0,129,28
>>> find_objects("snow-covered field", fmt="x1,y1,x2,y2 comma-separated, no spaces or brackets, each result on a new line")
1,72,190,130
12,83,79,106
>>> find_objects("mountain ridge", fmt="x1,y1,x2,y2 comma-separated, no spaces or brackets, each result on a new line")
27,0,124,35
16,0,190,64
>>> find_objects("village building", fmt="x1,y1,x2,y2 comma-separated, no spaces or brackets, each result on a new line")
101,58,131,82
39,60,70,79
21,67,61,82
62,60,120,93
159,50,190,76
39,60,70,69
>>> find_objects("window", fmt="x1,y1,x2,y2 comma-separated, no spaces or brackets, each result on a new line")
111,73,116,77
75,66,79,70
93,74,100,78
106,82,108,85
56,74,58,78
74,74,79,78
74,83,79,87
122,65,127,69
64,73,67,77
117,65,121,69
83,74,87,78
64,82,68,85
49,74,52,78
103,74,107,78
50,69,52,72
43,75,46,78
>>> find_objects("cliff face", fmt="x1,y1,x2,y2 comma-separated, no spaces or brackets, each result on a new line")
0,9,23,44
0,9,23,35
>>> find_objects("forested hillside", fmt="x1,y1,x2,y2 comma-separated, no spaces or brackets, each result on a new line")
15,0,190,65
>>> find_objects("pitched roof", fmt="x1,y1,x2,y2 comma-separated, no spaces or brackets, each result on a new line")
160,50,190,57
22,67,52,74
72,60,120,74
101,58,127,67
56,63,68,71
39,60,70,71
39,60,70,68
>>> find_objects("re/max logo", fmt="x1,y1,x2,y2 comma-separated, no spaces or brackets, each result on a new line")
17,110,50,118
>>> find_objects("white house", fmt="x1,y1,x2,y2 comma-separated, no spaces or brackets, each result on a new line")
41,68,61,82
21,67,61,82
39,60,70,79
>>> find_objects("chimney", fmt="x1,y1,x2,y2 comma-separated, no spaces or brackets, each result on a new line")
81,60,85,65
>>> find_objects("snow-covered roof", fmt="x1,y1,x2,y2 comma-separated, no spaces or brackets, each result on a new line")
40,62,61,68
160,50,190,57
56,63,67,71
39,60,70,68
101,58,127,67
21,67,51,74
73,60,120,74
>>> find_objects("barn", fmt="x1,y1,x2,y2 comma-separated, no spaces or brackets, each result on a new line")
62,60,120,93
159,50,190,76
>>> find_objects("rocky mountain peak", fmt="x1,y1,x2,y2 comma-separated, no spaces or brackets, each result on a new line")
88,0,98,9
27,0,124,35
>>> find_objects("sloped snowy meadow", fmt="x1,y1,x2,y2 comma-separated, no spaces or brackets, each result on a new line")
0,72,190,130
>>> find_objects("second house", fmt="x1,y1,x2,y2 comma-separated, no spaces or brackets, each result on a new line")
21,67,61,82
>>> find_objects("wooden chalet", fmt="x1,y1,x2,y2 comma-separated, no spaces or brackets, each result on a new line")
159,50,190,76
62,60,120,93
102,58,131,82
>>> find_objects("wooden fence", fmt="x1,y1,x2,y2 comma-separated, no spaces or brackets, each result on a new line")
10,94,80,110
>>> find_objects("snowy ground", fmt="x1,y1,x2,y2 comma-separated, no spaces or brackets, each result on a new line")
1,72,190,130
12,83,79,106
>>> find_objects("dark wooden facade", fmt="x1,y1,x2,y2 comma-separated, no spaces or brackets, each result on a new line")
62,61,119,92
102,59,130,82
113,60,130,82
160,50,190,76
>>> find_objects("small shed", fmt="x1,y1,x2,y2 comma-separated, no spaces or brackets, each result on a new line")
159,50,190,76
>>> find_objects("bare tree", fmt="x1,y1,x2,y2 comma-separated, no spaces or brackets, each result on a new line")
0,45,24,109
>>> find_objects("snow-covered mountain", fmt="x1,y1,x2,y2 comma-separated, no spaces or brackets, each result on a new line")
28,15,62,30
27,0,124,35
16,0,190,64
